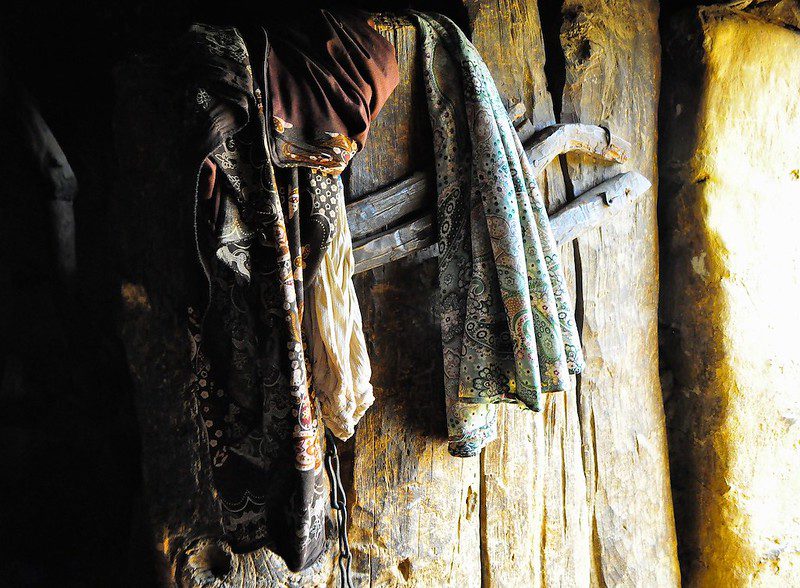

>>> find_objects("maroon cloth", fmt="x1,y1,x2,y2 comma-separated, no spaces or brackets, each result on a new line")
266,10,399,171
198,157,221,230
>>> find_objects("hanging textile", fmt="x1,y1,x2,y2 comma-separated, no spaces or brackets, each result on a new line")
306,187,374,441
265,10,390,443
266,9,400,172
411,12,585,458
181,14,396,571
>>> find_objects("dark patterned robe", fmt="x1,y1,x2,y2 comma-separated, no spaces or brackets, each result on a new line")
179,16,396,571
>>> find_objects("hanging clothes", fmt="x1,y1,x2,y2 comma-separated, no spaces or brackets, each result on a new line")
410,12,585,458
266,9,400,172
182,14,396,571
265,11,390,442
306,188,374,441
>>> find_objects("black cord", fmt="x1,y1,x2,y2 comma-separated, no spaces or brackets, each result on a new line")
324,429,354,588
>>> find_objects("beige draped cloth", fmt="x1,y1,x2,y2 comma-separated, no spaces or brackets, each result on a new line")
307,183,374,440
262,9,393,442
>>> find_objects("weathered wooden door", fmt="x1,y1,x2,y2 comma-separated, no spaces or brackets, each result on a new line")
340,3,678,586
116,2,679,586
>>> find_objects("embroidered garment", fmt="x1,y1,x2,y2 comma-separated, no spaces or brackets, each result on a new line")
306,185,374,441
191,93,330,571
266,9,400,173
181,15,395,571
412,13,585,457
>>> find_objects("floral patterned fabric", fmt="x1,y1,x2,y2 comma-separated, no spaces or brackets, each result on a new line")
412,13,585,457
191,120,333,569
192,94,332,575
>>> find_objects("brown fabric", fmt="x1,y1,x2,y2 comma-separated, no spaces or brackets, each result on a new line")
266,9,399,172
199,157,221,230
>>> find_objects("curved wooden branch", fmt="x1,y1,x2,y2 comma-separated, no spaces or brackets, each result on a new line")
352,215,436,274
346,171,431,238
526,123,631,175
347,122,631,241
548,170,651,245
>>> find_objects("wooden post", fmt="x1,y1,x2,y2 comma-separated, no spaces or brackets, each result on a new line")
464,1,680,585
559,0,681,584
465,2,590,584
343,20,482,587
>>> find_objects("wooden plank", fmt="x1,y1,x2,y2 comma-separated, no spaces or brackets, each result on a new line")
527,123,630,175
352,215,435,275
464,2,589,586
345,122,625,241
559,0,681,585
346,171,431,238
344,21,482,588
548,171,651,245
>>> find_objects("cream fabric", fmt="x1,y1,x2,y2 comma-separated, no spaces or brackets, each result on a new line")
308,181,374,440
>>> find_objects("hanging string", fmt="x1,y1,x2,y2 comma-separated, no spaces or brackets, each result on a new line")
324,428,354,588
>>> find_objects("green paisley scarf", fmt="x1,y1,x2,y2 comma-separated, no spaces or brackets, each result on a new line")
412,13,585,457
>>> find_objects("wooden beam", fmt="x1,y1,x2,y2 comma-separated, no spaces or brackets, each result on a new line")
352,214,435,274
351,171,650,274
559,0,681,582
526,123,631,175
548,171,651,244
346,171,430,238
347,122,637,276
346,122,629,241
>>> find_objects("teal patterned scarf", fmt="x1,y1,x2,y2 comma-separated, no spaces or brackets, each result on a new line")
412,13,585,457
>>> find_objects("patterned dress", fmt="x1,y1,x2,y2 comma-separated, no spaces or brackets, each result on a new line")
182,16,396,571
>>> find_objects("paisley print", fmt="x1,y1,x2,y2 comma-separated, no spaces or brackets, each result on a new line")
412,13,585,457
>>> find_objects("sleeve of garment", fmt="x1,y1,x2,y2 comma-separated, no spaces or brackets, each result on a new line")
446,402,499,457
6,77,78,203
307,176,374,440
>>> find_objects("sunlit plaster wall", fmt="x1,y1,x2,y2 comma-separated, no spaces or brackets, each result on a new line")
661,7,800,587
